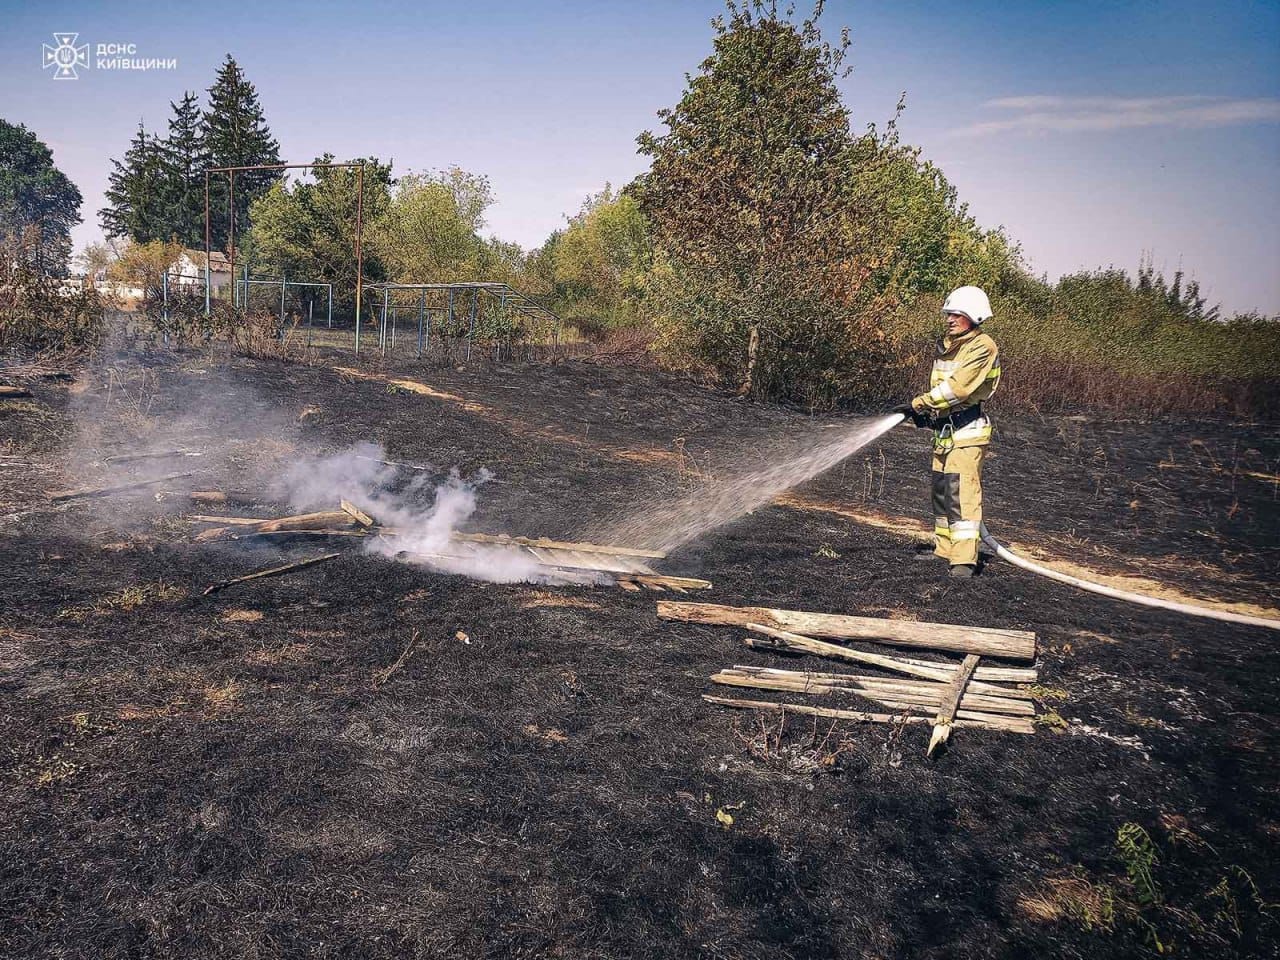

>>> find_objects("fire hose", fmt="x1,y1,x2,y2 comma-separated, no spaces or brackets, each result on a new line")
880,413,1280,631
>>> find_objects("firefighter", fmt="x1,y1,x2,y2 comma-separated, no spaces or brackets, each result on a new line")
893,286,1001,578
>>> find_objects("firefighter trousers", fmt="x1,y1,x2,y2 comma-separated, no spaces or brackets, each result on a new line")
931,445,985,566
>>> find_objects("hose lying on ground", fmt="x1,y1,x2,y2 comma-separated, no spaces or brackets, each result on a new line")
979,523,1280,632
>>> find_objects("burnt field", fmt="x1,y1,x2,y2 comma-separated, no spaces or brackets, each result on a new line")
1,348,1278,959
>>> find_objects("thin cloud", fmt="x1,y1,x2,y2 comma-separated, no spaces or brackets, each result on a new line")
950,95,1280,137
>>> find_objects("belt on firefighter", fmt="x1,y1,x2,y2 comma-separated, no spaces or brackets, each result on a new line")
934,403,984,431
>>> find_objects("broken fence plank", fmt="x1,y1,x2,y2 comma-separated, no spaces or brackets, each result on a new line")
340,499,375,528
740,630,1033,698
188,515,272,526
452,531,666,560
659,601,1036,661
929,655,982,758
702,695,1033,734
202,552,341,596
710,669,1033,717
0,385,34,399
727,663,1033,703
48,472,195,502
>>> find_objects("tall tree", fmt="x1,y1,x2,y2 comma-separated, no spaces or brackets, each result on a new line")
202,55,282,251
99,122,169,244
0,119,83,275
159,92,207,248
636,1,881,398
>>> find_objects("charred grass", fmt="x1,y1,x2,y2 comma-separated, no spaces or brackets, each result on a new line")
1,350,1277,958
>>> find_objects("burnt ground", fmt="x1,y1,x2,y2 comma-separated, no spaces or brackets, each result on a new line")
1,347,1278,959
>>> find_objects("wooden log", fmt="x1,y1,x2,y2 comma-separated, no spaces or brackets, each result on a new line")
453,531,666,560
48,471,195,502
1,385,34,399
703,695,1033,734
929,655,981,757
340,499,375,528
710,669,1033,716
202,552,341,596
658,601,1036,661
743,624,1037,682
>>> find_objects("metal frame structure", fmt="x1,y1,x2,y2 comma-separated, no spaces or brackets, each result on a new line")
366,281,561,360
236,274,334,327
203,161,365,345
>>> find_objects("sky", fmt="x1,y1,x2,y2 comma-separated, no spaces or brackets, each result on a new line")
3,0,1278,314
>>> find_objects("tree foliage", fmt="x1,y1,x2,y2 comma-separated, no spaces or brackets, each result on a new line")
203,55,282,249
99,56,280,253
0,119,83,274
550,186,650,333
369,167,496,282
635,1,913,401
245,156,393,301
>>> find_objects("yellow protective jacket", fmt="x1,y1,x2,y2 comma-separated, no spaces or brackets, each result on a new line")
911,328,1001,449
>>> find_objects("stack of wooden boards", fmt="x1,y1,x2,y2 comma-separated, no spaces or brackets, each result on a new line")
656,601,1042,756
187,499,708,593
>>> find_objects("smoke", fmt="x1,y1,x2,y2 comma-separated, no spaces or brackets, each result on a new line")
281,442,592,585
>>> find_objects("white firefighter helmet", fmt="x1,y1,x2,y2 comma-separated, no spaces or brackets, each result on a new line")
941,286,993,324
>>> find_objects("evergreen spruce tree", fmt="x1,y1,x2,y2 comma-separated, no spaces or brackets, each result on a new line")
99,121,169,243
202,55,281,251
160,91,207,248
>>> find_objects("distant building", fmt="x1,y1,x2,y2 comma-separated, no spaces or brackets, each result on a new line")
172,249,231,296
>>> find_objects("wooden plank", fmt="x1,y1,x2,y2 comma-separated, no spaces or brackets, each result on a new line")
929,655,981,757
188,515,270,526
710,669,1033,716
740,630,1032,698
658,601,1036,661
254,510,353,532
727,664,1033,704
0,385,33,399
893,654,1038,684
621,574,712,591
702,695,1033,734
48,471,195,502
340,499,375,528
452,531,666,560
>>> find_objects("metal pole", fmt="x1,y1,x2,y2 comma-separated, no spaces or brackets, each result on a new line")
354,163,364,357
203,171,211,316
498,291,507,361
327,284,333,328
307,298,314,348
380,290,388,355
417,288,425,358
228,171,235,308
467,287,477,361
162,269,169,346
280,273,287,324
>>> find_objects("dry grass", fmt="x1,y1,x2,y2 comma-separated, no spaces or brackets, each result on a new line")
56,581,185,622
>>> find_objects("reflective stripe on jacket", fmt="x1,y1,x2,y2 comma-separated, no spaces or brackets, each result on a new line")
911,328,1001,449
